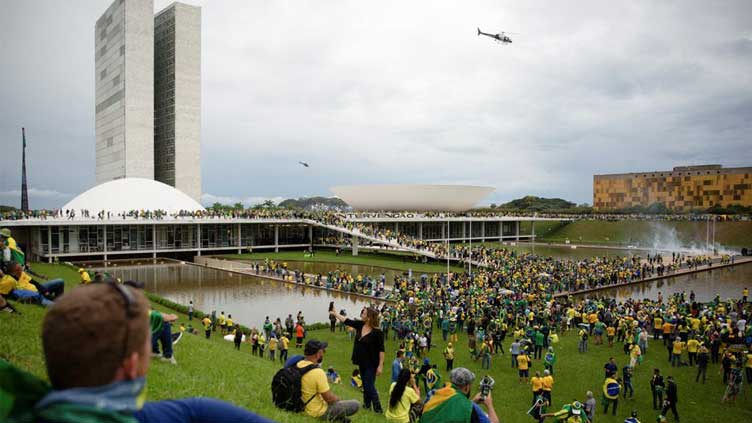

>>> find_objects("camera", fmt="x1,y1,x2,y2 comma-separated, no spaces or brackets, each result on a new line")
479,375,495,400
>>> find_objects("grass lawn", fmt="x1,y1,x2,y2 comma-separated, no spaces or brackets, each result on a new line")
3,263,751,423
538,220,752,249
220,249,467,274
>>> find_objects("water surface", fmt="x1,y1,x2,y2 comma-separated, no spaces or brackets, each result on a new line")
97,262,381,328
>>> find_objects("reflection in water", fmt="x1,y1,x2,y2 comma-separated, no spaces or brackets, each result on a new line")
579,263,752,302
100,263,381,328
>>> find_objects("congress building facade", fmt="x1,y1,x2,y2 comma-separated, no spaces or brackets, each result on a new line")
593,165,752,211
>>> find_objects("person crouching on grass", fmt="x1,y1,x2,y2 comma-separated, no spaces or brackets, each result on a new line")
0,283,274,423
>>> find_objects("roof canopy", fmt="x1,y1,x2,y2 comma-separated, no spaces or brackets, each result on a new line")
330,184,494,212
62,178,205,214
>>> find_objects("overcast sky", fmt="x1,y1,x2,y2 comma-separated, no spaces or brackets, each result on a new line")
1,0,751,209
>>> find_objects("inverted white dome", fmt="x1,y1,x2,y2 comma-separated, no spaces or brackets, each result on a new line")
62,178,205,214
330,184,494,212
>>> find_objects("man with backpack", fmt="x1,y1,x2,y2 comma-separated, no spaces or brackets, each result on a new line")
273,339,359,421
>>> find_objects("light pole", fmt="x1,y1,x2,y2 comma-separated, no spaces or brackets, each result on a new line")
446,220,450,275
469,219,472,276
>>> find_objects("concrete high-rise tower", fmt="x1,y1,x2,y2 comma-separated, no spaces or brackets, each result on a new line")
94,0,201,202
154,3,202,202
95,0,155,183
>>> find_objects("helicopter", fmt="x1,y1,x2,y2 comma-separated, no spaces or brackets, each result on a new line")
477,28,517,44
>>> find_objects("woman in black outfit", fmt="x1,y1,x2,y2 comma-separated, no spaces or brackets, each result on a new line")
332,306,385,413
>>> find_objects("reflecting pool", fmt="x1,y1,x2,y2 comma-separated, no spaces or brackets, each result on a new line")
96,262,382,327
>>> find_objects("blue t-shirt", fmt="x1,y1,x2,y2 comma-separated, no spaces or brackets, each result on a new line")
473,403,491,423
391,358,403,383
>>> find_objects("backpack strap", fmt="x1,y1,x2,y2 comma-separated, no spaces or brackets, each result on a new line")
298,364,319,406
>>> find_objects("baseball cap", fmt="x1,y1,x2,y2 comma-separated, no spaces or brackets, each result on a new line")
0,228,10,238
304,339,328,355
449,367,476,387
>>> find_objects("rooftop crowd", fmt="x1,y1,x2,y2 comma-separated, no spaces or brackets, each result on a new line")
2,207,748,222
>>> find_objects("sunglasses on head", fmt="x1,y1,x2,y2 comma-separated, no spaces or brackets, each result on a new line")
108,282,138,362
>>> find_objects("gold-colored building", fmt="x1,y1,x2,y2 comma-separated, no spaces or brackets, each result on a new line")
593,165,752,211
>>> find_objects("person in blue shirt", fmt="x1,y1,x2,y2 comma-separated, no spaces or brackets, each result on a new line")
392,350,405,383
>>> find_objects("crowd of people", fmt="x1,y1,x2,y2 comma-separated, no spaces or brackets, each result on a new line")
242,242,731,307
2,206,749,223
3,216,752,423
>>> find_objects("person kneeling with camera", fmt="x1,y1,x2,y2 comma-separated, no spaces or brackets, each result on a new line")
419,367,499,423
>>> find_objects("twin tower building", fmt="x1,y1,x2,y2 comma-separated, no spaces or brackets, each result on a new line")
95,0,201,201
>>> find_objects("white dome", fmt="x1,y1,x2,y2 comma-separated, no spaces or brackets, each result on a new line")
330,184,494,212
62,178,205,214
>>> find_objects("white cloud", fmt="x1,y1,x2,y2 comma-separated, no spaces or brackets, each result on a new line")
1,0,751,209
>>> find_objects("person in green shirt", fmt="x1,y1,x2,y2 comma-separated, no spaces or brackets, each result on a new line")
544,346,557,375
534,329,545,359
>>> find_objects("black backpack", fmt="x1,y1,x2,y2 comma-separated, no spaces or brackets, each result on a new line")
271,364,318,412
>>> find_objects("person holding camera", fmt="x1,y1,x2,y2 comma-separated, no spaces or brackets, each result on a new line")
419,367,499,423
386,368,421,423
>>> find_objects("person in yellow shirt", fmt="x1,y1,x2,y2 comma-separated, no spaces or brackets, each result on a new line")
78,268,91,284
653,315,663,340
350,369,363,390
268,335,278,361
517,350,530,384
385,368,421,423
606,325,616,347
218,312,227,334
202,315,212,339
661,322,673,345
531,371,543,403
686,337,700,366
671,339,685,367
279,333,290,364
541,369,554,405
297,340,360,420
1,262,63,306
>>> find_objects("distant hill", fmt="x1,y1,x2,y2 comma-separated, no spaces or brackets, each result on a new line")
278,196,350,211
497,196,577,211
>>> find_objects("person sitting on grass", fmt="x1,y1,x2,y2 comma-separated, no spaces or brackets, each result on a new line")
0,262,64,307
123,280,178,365
0,282,274,423
298,340,360,421
327,367,342,384
351,369,363,390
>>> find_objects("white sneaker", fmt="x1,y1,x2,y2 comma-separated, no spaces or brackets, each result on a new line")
151,353,162,359
161,356,178,365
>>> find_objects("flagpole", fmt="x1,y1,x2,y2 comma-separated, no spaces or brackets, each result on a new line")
21,127,29,212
